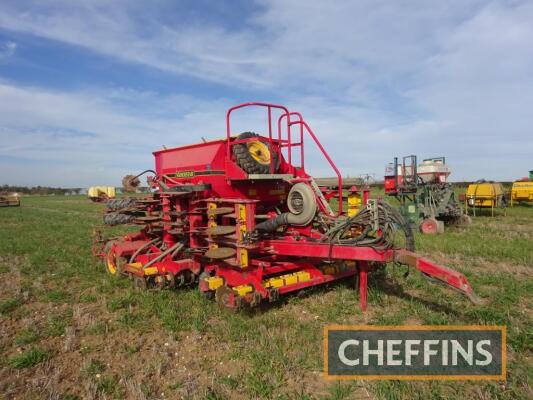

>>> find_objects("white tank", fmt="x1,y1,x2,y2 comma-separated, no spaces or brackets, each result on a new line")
417,158,450,183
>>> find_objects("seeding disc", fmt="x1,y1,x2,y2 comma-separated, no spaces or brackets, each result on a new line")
215,285,242,309
205,225,235,236
164,211,186,217
207,207,234,216
134,216,161,222
136,199,160,204
204,247,236,259
166,220,185,226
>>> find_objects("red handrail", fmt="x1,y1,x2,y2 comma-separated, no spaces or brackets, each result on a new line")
226,102,290,167
226,102,343,213
289,119,343,214
277,112,304,169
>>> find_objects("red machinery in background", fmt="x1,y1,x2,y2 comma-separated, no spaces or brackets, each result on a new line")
97,103,480,311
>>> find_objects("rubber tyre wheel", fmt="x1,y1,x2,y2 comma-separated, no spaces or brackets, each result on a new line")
133,276,147,291
420,218,439,234
198,272,215,300
215,285,241,310
456,214,472,227
232,132,279,174
104,241,123,275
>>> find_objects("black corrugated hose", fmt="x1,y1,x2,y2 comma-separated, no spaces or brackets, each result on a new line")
321,200,414,251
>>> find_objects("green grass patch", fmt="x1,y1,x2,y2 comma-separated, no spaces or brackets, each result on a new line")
0,297,23,314
45,314,69,337
15,327,41,345
9,347,51,369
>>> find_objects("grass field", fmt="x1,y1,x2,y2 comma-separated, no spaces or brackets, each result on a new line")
0,195,531,399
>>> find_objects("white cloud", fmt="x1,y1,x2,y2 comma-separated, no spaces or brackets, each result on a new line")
0,83,230,186
0,0,532,185
0,40,16,59
0,1,484,90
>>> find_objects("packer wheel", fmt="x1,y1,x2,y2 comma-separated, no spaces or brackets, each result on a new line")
198,272,215,300
132,276,147,290
215,285,241,310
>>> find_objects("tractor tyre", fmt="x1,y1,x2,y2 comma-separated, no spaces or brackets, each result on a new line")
106,198,136,211
233,132,279,174
103,212,135,226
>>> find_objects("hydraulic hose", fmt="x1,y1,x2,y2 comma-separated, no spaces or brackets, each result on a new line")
254,182,317,233
321,200,414,251
254,213,290,233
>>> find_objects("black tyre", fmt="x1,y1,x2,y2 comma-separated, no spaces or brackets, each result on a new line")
103,212,135,226
105,198,136,211
232,132,279,174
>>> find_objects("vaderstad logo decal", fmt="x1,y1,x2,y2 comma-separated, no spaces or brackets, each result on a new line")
174,170,225,178
174,170,195,178
324,326,506,380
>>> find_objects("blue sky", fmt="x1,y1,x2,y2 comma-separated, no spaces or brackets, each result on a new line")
0,0,532,187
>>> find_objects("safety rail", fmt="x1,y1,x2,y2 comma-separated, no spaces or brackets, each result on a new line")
226,102,290,174
226,102,343,213
277,112,304,170
281,114,343,215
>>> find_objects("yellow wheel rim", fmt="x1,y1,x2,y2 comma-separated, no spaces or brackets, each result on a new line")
107,257,117,275
247,141,271,165
106,248,119,275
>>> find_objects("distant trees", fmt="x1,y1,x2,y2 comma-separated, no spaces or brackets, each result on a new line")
0,185,83,195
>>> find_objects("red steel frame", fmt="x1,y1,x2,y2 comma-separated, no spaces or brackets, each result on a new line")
100,102,480,312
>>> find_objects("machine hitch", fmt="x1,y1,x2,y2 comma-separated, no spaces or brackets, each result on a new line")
394,250,483,306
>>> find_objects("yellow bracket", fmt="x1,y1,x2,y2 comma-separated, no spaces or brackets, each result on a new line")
347,193,362,217
206,276,224,290
263,271,311,289
208,202,217,227
144,266,159,276
233,285,253,296
239,248,248,268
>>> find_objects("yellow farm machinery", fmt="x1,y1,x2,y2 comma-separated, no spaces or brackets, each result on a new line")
0,193,20,207
464,181,507,217
511,171,533,206
88,186,116,202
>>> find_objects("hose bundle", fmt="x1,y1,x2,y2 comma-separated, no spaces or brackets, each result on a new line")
321,200,414,251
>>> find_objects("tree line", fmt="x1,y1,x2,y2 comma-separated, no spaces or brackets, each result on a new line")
0,185,82,196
